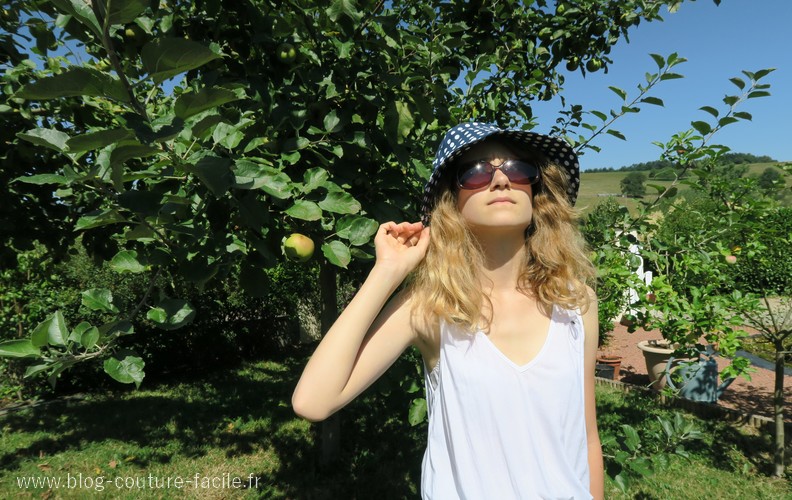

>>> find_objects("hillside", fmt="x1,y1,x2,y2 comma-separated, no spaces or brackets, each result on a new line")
576,162,790,214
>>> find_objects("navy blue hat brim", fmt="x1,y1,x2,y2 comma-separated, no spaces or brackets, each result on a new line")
420,122,580,224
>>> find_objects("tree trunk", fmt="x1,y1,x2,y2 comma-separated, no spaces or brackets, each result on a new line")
773,340,785,477
319,262,340,466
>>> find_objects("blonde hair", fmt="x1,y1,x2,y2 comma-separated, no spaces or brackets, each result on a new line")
408,161,595,333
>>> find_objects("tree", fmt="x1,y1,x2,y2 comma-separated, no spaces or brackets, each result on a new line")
620,171,647,197
757,167,784,193
0,0,689,388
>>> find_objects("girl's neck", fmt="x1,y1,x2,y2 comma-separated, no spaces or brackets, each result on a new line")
472,227,527,294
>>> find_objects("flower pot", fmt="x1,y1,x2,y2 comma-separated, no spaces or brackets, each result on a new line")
595,355,622,380
637,340,675,391
595,363,616,379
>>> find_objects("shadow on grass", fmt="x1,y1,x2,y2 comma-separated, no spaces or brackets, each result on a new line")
0,346,425,498
596,385,790,479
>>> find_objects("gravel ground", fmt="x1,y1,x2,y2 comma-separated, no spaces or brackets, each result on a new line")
600,323,792,421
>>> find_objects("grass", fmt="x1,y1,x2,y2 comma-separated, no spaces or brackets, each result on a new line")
576,162,791,215
0,350,790,499
741,335,792,370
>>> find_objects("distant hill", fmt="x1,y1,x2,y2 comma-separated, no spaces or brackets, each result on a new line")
576,161,790,215
585,152,776,174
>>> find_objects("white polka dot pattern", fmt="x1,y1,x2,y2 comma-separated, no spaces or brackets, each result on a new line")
421,122,580,224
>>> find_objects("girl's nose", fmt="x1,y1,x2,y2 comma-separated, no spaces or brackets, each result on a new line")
489,159,511,188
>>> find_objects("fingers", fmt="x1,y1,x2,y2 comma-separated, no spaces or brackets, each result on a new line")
378,221,425,247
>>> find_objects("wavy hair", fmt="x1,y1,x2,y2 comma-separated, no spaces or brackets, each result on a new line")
408,159,595,333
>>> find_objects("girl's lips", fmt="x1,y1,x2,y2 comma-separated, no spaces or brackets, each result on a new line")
488,197,515,205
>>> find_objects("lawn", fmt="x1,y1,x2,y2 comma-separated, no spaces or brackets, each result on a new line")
0,349,789,499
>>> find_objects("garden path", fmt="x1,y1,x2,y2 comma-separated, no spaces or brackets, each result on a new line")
603,323,792,421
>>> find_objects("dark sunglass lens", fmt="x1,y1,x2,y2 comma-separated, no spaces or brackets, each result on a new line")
504,161,539,184
458,162,491,189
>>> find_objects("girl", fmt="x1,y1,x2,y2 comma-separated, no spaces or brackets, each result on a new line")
292,122,604,499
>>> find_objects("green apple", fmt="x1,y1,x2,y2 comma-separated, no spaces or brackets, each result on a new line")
284,233,314,262
277,42,297,64
586,58,602,72
725,255,738,265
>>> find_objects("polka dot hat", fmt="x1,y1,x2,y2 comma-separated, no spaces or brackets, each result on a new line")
420,122,580,224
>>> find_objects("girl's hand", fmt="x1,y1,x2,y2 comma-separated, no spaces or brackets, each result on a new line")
374,221,431,276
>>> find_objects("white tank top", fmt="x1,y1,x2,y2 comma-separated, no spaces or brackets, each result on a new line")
421,304,592,500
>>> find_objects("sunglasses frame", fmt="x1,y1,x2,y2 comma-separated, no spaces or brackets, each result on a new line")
455,159,541,190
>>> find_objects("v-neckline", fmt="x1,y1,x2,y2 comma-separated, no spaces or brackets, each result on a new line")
476,305,555,372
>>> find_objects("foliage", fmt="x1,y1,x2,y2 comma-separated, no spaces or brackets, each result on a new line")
3,362,788,498
585,152,776,174
0,0,697,387
582,197,642,347
620,171,647,198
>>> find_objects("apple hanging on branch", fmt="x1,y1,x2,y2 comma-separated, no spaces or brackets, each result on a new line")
284,233,315,263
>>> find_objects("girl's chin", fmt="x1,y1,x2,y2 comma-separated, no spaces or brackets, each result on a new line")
466,220,533,233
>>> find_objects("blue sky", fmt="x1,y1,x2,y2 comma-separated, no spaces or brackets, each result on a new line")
531,0,792,170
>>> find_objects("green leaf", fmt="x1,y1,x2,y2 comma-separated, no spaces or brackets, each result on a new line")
232,159,292,199
649,53,665,69
640,97,664,107
729,77,745,90
285,200,322,221
212,122,245,149
146,299,196,330
110,250,147,273
408,398,427,426
31,311,69,347
175,87,241,119
24,363,50,378
628,457,654,476
606,129,626,141
323,110,341,133
74,210,125,231
322,240,351,268
141,38,222,83
96,0,149,25
691,121,711,136
0,339,41,359
302,167,329,194
607,86,627,101
16,67,128,101
13,174,70,185
659,72,684,81
337,215,378,246
67,128,134,153
318,191,361,214
699,106,719,118
48,0,101,37
82,289,120,313
718,116,739,127
747,90,771,99
327,0,362,22
733,111,752,121
109,141,160,165
184,154,232,197
98,320,134,339
80,326,100,350
17,128,70,152
68,321,90,344
622,424,640,452
103,350,145,388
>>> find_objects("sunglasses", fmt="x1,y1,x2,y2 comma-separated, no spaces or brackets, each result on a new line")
455,159,541,190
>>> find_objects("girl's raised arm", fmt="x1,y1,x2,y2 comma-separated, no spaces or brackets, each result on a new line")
291,221,430,422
